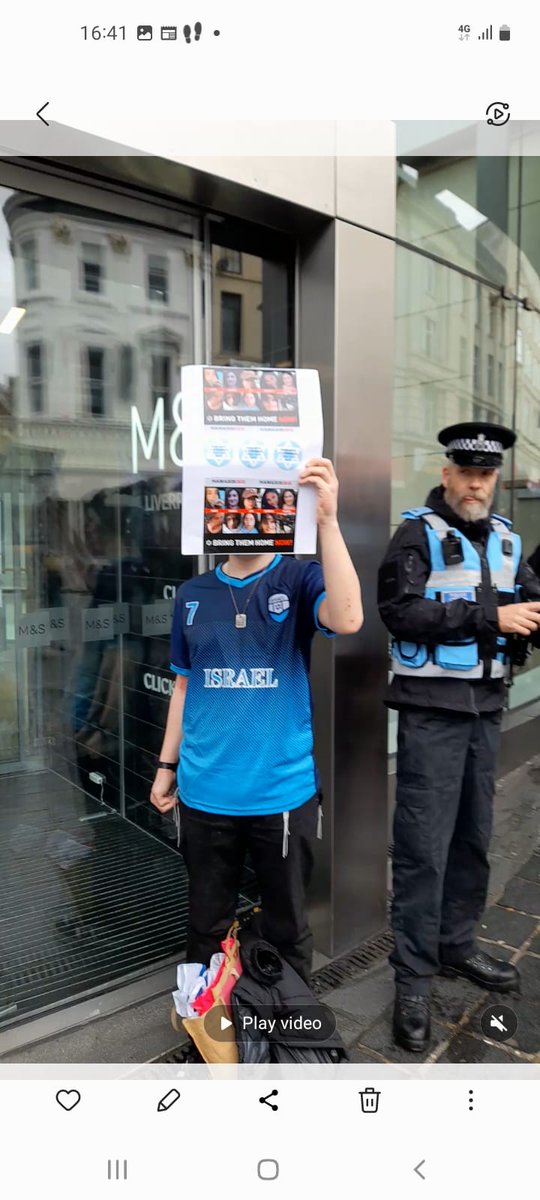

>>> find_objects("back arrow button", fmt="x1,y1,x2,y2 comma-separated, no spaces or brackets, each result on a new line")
36,102,50,126
414,1160,426,1180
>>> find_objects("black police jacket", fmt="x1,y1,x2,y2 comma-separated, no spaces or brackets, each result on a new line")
377,486,540,715
529,542,540,580
230,930,348,1064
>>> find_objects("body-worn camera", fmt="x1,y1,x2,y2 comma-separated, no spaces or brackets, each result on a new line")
442,532,465,567
507,635,531,668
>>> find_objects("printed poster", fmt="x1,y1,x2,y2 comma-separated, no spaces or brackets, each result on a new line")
181,365,324,555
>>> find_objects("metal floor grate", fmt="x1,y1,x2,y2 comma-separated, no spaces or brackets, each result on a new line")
0,771,257,1028
310,929,394,996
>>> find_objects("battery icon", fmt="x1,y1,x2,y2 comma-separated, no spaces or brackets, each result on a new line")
499,25,510,40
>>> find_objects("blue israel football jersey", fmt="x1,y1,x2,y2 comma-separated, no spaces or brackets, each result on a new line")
169,554,334,815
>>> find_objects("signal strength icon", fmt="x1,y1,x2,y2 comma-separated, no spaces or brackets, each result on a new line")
478,24,493,39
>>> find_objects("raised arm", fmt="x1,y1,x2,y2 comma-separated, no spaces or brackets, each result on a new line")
299,457,363,634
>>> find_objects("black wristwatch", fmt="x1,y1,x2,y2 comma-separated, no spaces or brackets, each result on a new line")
157,760,178,771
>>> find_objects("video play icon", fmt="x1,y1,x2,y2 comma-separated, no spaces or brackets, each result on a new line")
203,1006,236,1041
486,101,510,126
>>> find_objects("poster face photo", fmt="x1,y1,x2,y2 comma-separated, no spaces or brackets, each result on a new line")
182,365,322,555
203,486,297,552
203,367,299,428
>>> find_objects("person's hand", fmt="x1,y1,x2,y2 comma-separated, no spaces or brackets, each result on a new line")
299,458,339,527
497,602,540,636
150,769,178,814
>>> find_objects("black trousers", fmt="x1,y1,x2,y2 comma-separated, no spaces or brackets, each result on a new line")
390,707,502,996
178,795,319,984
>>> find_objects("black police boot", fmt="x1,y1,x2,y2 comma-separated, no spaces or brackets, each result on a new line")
440,949,520,993
393,994,431,1053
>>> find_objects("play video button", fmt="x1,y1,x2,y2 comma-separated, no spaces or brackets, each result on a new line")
203,1006,237,1042
486,101,510,126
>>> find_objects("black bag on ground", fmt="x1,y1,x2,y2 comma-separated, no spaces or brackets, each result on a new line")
230,929,349,1064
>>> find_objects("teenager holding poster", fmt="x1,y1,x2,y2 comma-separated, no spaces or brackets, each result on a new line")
150,458,362,984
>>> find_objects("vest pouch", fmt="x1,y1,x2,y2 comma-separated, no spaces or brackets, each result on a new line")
393,641,429,669
433,641,479,671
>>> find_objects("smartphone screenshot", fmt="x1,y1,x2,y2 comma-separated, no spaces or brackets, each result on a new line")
0,3,539,1196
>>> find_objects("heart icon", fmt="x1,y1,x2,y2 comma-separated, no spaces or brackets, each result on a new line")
56,1089,81,1111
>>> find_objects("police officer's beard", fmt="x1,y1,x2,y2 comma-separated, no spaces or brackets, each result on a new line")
447,494,490,522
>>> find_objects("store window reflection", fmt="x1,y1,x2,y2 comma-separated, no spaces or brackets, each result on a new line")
392,155,540,750
393,249,515,529
211,238,294,366
396,157,519,290
0,186,200,1025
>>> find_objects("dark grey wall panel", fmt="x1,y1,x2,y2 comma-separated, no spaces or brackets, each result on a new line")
298,204,395,957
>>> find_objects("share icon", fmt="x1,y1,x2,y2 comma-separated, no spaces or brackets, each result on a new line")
259,1089,279,1111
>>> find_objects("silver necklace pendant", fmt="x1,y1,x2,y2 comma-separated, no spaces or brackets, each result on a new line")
235,613,247,628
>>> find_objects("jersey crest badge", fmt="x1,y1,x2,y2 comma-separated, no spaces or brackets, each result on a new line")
268,592,290,623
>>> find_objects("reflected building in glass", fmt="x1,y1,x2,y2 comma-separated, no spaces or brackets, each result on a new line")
394,156,540,721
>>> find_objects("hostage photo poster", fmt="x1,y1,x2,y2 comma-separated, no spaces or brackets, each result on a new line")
181,365,324,555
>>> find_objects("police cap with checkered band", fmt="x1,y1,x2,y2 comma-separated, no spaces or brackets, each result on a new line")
438,421,516,468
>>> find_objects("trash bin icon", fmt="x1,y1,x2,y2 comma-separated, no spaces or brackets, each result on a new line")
359,1086,381,1113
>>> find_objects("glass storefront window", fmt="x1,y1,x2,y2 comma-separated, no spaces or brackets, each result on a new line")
0,178,297,1035
392,155,540,752
397,157,520,291
393,245,517,533
0,184,202,1025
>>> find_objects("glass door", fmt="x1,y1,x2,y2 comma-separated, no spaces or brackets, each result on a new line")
0,177,205,1026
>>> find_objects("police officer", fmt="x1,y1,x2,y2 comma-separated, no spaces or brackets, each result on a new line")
377,422,540,1053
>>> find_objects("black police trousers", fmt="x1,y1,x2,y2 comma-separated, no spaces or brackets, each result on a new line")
390,707,502,996
178,795,319,985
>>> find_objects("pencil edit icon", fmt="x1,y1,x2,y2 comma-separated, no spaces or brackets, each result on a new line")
157,1088,181,1112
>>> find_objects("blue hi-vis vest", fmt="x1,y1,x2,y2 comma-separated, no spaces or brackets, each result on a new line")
391,506,522,681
